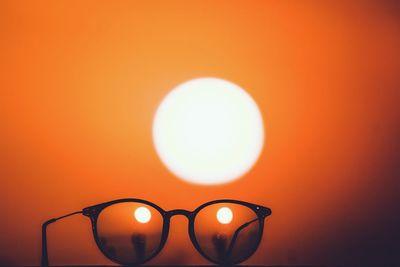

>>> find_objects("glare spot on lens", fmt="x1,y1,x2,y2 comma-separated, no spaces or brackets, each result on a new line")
216,207,233,224
134,207,152,223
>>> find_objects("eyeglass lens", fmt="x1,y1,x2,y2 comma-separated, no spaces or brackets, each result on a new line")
194,202,261,263
96,202,164,265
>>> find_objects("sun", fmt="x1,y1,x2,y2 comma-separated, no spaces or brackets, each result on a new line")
134,206,152,223
152,77,264,185
216,207,233,224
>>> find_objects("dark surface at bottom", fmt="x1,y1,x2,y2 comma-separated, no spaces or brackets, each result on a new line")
20,266,326,267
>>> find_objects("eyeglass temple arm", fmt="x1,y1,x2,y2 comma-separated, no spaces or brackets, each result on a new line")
41,211,82,267
225,206,272,259
225,217,260,258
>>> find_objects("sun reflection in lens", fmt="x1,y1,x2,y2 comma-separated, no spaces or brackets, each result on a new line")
134,207,152,223
216,207,233,224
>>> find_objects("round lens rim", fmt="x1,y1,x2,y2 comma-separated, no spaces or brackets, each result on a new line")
189,199,266,265
86,199,169,266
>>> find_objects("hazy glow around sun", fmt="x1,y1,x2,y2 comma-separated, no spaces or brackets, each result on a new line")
152,77,264,185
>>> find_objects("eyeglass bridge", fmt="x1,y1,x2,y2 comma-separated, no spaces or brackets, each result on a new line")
165,209,193,218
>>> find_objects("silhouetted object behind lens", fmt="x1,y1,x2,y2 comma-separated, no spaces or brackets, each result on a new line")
41,198,271,266
132,233,147,262
212,233,228,261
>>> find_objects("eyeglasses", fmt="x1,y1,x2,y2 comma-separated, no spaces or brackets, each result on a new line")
42,199,272,266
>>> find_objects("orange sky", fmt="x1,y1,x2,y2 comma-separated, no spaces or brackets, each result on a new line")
0,1,399,266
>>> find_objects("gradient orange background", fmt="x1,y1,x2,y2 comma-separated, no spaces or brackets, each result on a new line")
1,1,399,266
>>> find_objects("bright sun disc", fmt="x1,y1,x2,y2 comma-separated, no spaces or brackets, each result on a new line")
153,77,264,185
134,207,151,223
217,207,233,224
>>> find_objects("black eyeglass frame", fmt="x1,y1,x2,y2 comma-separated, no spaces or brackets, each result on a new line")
42,198,272,267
